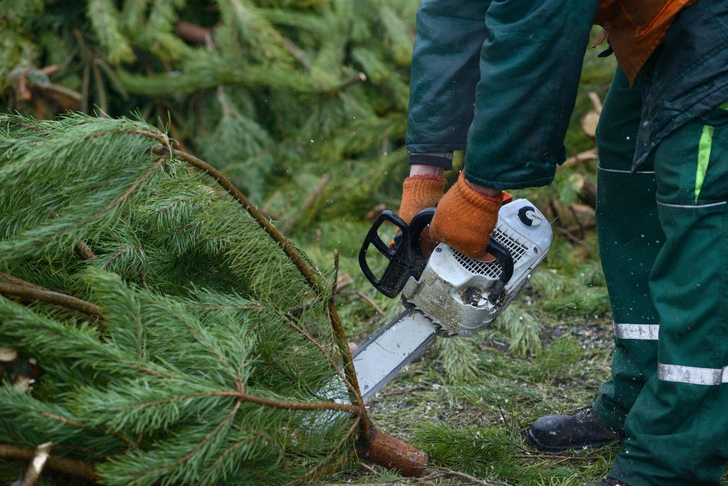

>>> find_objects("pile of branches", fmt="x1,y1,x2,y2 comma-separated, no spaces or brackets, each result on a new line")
2,0,417,220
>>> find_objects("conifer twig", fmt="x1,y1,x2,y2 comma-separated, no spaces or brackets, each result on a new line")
112,390,361,415
153,138,369,424
0,443,96,482
38,411,138,449
328,250,369,439
320,73,367,95
281,315,358,395
0,282,101,317
280,174,331,235
337,290,385,316
129,401,243,479
152,144,325,295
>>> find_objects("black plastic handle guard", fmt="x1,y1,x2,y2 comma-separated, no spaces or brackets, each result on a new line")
485,239,514,304
358,208,435,298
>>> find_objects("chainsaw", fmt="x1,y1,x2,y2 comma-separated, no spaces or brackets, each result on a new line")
353,198,552,402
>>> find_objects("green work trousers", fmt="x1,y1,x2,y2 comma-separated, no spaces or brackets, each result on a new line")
593,68,728,485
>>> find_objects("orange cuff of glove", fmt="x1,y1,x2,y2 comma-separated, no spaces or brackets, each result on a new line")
429,172,503,259
398,174,447,224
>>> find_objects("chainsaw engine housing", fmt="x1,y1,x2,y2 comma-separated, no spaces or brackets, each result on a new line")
401,199,552,336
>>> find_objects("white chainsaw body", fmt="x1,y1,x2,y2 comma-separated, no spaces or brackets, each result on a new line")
348,198,552,401
401,198,552,337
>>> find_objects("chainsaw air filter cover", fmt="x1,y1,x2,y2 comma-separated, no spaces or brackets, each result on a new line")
402,199,552,336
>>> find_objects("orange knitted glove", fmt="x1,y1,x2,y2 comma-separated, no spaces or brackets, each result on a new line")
429,172,503,259
398,174,447,224
393,174,446,254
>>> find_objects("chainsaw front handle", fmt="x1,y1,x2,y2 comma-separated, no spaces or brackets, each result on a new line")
359,208,435,298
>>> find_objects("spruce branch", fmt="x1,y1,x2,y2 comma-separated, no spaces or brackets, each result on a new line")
22,155,167,256
327,250,369,440
280,174,331,235
150,143,330,298
319,72,367,96
124,401,243,480
37,411,138,449
110,390,360,415
281,314,357,395
200,431,266,483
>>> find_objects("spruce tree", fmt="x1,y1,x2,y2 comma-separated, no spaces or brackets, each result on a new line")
0,113,376,485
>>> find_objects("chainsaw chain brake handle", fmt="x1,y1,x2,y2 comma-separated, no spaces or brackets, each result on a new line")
359,208,435,298
360,207,515,301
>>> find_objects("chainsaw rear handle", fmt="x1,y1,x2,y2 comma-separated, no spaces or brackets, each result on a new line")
360,208,515,300
359,208,435,298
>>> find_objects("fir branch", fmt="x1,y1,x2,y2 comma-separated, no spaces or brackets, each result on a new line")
0,443,97,482
111,389,360,415
200,431,266,483
280,312,349,386
38,411,138,449
154,144,326,297
280,174,331,235
101,246,139,269
125,400,243,479
327,250,369,439
319,72,367,96
85,0,135,64
158,305,238,378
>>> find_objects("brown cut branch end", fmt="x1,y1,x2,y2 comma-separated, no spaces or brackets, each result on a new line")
355,425,428,478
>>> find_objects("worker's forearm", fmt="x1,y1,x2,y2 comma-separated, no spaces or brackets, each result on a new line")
408,164,500,197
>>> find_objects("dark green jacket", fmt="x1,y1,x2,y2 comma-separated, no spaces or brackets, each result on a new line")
406,0,599,190
406,0,728,187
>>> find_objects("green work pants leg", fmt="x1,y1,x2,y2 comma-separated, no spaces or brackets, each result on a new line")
609,106,728,485
592,68,662,434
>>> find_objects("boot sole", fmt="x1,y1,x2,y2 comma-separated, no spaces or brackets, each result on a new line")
527,429,622,452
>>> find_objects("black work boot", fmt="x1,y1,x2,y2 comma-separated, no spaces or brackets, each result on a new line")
528,406,624,452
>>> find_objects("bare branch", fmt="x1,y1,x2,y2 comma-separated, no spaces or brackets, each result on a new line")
0,443,96,482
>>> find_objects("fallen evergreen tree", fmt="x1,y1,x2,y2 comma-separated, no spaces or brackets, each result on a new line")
0,113,425,485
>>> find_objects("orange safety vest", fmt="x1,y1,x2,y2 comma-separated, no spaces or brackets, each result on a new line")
595,0,697,84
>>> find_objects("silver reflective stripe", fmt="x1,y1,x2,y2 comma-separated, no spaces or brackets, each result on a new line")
613,323,659,340
657,200,726,209
597,166,655,175
658,363,728,385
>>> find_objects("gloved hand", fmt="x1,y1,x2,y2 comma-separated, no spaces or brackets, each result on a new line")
393,174,447,254
429,172,503,259
398,174,447,224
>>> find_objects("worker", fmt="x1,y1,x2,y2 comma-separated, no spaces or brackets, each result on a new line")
397,1,728,485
